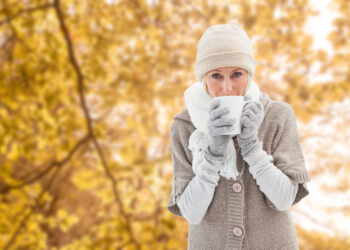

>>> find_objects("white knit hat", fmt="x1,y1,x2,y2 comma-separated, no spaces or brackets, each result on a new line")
195,23,257,82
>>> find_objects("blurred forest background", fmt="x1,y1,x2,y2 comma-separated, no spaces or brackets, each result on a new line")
1,0,350,249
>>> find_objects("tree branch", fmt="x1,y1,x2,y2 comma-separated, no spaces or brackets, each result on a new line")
0,3,53,26
52,0,140,248
4,165,61,250
1,0,53,64
0,134,91,194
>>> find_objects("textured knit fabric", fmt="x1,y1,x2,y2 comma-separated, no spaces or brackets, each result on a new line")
195,23,257,81
175,155,221,225
244,143,299,211
177,135,299,223
178,82,299,224
188,129,238,180
166,92,311,250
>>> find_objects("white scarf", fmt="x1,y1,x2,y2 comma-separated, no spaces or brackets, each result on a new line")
184,77,261,180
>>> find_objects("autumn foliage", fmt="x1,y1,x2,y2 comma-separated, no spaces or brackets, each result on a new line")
1,0,350,249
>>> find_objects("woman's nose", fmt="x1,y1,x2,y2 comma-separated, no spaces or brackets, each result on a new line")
223,78,234,92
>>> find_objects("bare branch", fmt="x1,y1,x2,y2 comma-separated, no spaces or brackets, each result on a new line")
0,134,91,193
52,0,141,248
0,3,53,26
1,0,52,64
4,165,61,250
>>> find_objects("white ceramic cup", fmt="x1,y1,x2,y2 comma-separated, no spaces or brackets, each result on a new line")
212,95,246,136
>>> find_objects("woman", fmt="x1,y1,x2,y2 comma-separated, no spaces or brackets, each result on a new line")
166,23,311,249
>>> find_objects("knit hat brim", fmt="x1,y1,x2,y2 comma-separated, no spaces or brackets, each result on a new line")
195,52,256,82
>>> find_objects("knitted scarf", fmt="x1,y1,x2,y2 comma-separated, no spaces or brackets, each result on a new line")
184,77,261,180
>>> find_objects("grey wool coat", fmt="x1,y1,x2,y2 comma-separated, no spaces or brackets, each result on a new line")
166,92,311,250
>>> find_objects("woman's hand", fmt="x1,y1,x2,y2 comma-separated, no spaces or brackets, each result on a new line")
237,95,264,158
205,98,236,158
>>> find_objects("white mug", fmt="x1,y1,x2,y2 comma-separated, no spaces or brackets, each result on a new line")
212,95,247,136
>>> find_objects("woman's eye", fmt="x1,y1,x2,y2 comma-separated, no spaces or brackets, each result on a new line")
233,72,242,78
211,73,220,79
210,72,242,79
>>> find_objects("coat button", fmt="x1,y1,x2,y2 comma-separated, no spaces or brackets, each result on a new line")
233,226,243,237
232,182,242,192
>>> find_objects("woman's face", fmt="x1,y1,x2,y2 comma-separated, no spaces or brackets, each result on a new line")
204,67,249,97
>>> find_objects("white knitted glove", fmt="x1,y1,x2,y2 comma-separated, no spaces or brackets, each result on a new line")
237,95,264,158
204,98,237,162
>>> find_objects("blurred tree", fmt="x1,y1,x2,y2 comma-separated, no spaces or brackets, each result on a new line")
0,0,349,249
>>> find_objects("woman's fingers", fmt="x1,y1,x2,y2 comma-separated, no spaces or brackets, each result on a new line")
209,124,235,136
209,98,221,113
241,109,255,119
210,107,230,121
244,102,261,115
208,98,264,138
256,102,263,111
249,103,261,115
241,117,253,130
212,117,236,127
208,115,235,134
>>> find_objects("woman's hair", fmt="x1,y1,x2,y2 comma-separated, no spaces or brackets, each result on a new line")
201,76,208,94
